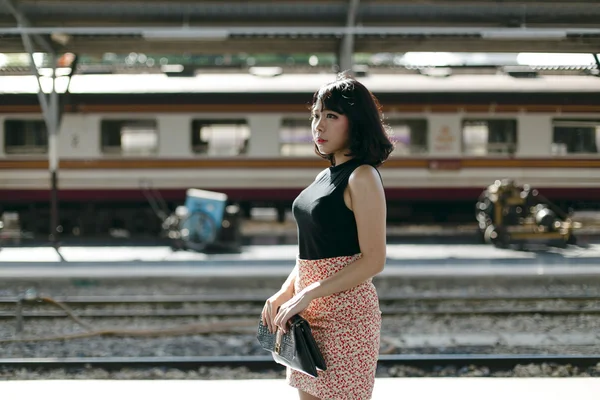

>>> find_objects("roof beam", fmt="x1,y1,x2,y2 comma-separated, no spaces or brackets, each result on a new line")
1,36,598,54
3,1,600,22
339,0,359,73
2,26,600,36
0,0,54,53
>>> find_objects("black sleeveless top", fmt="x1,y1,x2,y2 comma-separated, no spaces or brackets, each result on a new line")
292,158,375,260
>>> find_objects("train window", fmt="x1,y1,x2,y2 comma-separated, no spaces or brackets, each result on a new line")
4,120,48,154
280,118,314,156
387,119,428,155
462,120,517,156
552,120,600,155
101,120,158,156
191,119,250,156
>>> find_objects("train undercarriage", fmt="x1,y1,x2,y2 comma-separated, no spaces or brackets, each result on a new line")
0,196,593,241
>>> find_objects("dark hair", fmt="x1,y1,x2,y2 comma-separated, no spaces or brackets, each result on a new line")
311,72,394,167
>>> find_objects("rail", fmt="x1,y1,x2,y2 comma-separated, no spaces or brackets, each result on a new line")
0,354,598,373
2,293,599,320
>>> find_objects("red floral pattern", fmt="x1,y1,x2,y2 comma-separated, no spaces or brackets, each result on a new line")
287,254,381,400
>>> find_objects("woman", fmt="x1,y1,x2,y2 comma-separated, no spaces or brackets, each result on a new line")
261,73,394,400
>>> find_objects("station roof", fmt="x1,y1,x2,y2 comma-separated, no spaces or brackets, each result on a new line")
1,0,600,55
4,73,600,95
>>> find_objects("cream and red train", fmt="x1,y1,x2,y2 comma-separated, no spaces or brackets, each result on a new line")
0,72,599,237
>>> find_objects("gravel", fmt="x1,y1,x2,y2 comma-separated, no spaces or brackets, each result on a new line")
2,278,600,298
1,278,599,379
380,362,600,378
2,362,600,380
2,313,600,358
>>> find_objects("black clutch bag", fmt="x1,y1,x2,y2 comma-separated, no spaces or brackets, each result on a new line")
257,314,326,378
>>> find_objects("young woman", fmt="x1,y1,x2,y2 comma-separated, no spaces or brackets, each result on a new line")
261,73,394,400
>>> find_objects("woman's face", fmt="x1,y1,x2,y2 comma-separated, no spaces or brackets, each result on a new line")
311,102,350,157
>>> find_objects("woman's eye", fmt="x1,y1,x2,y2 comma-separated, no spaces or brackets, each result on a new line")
327,113,337,119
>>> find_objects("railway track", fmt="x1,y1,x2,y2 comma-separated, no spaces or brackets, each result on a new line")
2,293,599,367
1,354,599,373
1,293,600,319
2,292,598,346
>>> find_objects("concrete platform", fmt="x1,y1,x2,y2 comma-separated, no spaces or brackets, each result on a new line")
0,378,599,400
2,244,600,278
2,243,600,264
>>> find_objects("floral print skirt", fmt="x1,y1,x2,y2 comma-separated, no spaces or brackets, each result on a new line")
286,253,382,400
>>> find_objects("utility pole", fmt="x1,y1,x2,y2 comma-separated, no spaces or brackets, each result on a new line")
339,0,360,73
2,0,62,246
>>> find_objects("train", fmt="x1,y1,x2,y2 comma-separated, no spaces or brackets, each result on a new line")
1,71,599,238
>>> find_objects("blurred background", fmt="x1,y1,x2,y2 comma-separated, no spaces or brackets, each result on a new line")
0,0,599,247
1,0,600,382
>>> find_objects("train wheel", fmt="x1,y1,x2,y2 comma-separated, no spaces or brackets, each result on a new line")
180,210,217,249
484,225,509,248
483,225,496,244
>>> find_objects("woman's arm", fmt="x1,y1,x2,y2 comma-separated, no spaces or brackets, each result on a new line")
280,264,298,295
262,263,298,333
274,165,386,331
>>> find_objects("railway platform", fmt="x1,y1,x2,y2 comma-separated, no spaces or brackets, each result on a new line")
0,378,598,400
2,243,600,264
1,243,600,279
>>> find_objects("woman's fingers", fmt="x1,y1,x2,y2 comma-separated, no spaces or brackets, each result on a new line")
261,307,268,326
262,303,272,333
264,301,290,334
270,307,280,333
269,303,281,333
274,309,288,333
265,306,273,333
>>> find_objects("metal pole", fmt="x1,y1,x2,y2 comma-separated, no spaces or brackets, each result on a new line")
20,35,51,122
2,0,61,244
339,0,360,73
19,40,60,244
48,55,60,244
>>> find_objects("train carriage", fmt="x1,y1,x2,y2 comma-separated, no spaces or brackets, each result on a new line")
0,72,599,237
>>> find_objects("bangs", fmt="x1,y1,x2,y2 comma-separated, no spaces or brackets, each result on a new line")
312,80,355,115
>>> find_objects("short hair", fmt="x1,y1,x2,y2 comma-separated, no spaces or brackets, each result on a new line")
310,72,394,167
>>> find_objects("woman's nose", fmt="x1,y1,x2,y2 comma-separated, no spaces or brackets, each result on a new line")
315,119,325,132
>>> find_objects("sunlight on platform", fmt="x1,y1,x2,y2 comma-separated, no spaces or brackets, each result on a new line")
1,378,599,400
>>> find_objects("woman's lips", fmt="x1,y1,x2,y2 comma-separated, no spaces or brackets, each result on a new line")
316,139,327,144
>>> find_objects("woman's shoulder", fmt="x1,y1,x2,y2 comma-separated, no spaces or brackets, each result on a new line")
348,164,383,187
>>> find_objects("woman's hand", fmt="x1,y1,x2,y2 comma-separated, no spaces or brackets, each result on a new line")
273,287,315,333
261,288,294,334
